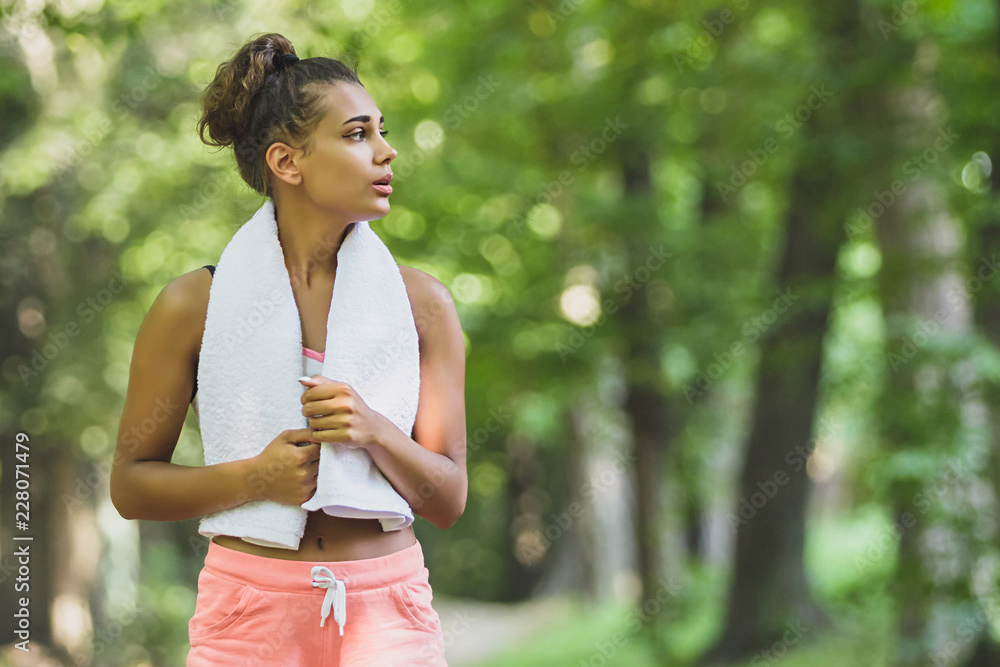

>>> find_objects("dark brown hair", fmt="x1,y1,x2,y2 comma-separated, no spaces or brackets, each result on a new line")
197,32,363,197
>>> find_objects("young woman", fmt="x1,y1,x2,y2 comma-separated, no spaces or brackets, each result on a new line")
110,32,467,666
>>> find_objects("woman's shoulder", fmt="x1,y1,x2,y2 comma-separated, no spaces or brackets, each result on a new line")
398,264,442,289
143,266,214,356
398,265,453,306
155,266,214,318
397,265,459,337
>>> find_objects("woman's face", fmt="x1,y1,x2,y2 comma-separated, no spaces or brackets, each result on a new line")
291,82,398,222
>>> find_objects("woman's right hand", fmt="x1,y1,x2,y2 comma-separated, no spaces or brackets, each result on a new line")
249,428,322,506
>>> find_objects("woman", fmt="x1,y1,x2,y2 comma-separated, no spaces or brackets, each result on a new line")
110,32,467,666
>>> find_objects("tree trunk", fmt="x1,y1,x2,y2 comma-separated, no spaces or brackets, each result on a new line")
615,131,672,660
701,164,838,662
964,230,1000,665
699,0,907,660
532,402,599,599
960,3,1000,662
867,51,999,659
534,391,640,602
875,180,953,664
502,435,546,602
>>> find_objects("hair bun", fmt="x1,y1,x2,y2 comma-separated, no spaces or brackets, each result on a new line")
275,53,300,70
197,32,296,149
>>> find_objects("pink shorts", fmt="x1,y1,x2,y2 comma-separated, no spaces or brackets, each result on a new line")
186,537,447,666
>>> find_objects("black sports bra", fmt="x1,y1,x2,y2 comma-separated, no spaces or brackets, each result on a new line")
191,265,216,403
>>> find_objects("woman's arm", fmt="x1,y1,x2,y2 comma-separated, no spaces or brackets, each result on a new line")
110,269,263,521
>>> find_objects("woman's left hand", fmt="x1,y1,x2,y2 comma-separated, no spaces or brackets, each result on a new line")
298,376,388,450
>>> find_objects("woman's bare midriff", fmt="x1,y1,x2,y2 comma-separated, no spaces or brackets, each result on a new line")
212,509,417,561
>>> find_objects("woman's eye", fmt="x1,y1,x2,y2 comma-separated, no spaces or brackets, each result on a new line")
347,130,389,140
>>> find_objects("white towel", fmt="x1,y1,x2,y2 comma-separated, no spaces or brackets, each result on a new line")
196,199,419,550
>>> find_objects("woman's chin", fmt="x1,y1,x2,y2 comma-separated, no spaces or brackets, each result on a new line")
361,211,390,224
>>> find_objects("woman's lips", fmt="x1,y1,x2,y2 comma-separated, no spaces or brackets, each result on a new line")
373,183,392,195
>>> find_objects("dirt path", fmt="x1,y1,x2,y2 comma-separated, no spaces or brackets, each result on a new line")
434,595,574,666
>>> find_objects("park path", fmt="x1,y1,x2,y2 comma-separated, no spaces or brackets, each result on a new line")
434,594,574,666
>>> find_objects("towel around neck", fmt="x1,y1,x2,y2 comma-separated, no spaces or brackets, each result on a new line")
196,199,419,549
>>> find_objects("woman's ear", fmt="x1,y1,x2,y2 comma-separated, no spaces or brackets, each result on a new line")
266,141,303,187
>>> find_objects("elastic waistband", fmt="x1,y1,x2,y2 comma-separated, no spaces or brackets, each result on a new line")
204,538,426,593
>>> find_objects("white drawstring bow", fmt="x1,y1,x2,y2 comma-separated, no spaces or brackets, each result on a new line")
311,566,347,635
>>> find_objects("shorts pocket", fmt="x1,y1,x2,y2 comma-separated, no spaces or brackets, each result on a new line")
390,577,441,634
189,569,262,643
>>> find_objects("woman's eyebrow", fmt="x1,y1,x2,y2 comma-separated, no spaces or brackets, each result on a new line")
341,114,385,126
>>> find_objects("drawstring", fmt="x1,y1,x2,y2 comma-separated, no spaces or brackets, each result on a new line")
311,566,347,635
